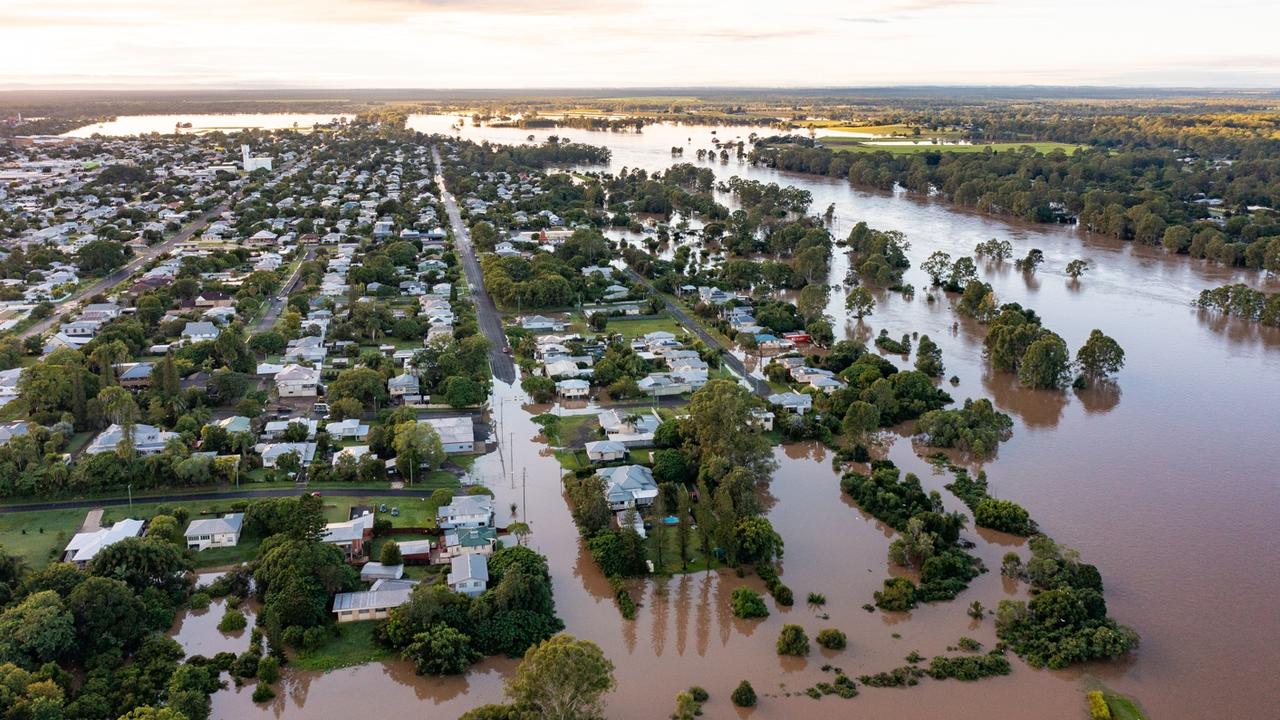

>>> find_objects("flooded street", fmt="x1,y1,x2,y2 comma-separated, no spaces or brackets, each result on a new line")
110,113,1280,719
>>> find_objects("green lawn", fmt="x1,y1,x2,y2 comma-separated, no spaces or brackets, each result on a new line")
290,620,392,672
646,523,713,575
598,315,687,341
820,136,1084,155
554,449,592,471
0,507,87,568
192,536,262,569
1105,692,1147,720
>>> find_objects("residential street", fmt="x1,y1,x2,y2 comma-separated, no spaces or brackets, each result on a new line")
0,486,433,514
624,268,772,398
432,146,517,384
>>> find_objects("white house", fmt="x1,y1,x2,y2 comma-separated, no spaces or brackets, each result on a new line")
258,442,318,468
768,391,813,414
326,417,370,440
437,494,495,529
262,417,318,440
332,585,414,623
184,513,244,551
425,416,477,454
181,321,220,343
556,378,590,398
597,465,659,510
585,440,628,463
275,364,320,397
448,553,489,597
63,518,145,567
388,373,420,401
85,423,179,456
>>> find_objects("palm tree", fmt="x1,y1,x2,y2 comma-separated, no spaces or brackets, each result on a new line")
508,521,532,547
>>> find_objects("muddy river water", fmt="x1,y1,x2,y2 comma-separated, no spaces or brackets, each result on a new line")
167,114,1280,719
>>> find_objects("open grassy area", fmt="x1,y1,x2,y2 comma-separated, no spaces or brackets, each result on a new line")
599,315,688,341
1105,692,1147,720
820,136,1084,155
646,523,713,575
290,620,392,672
0,507,86,568
192,536,262,569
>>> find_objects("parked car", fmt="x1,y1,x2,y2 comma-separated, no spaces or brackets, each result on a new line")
390,506,400,517
378,503,387,513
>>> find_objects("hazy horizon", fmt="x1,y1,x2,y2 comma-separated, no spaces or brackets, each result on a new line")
3,0,1278,90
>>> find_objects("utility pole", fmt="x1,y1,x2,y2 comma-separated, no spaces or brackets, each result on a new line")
127,483,133,514
521,468,527,522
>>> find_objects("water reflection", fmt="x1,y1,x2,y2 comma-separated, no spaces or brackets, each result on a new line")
981,370,1069,429
1074,380,1122,415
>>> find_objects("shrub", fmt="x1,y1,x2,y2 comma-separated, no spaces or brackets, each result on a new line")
380,541,404,566
282,625,305,647
807,592,826,606
731,680,757,708
257,655,280,684
688,686,709,703
776,624,810,657
251,684,275,703
816,629,847,650
188,592,211,610
874,577,917,611
730,587,769,619
218,608,248,632
1088,690,1113,720
957,636,982,652
232,651,260,678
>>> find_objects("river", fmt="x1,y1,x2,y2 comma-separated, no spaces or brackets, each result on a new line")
97,113,1280,719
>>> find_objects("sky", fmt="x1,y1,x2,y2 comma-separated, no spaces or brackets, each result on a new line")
2,0,1279,89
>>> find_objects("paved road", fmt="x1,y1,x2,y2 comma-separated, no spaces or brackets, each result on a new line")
19,202,228,339
624,268,772,398
254,244,316,333
20,154,310,340
432,146,517,384
0,486,436,514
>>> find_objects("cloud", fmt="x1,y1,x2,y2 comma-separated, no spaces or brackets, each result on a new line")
840,17,892,24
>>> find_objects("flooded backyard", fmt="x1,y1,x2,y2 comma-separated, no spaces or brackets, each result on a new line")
97,113,1280,719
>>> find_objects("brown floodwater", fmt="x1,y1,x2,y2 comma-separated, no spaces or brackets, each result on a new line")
212,117,1280,720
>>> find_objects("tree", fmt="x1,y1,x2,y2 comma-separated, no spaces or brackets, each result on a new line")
406,624,480,675
504,634,616,720
327,367,388,411
1015,248,1045,273
508,521,532,547
119,708,190,720
948,256,978,289
842,400,880,439
1065,258,1091,279
675,488,692,570
394,421,446,483
921,251,953,286
443,376,486,407
682,380,775,487
521,376,556,403
380,541,404,566
1075,329,1125,380
76,240,127,275
1018,333,1071,389
776,624,810,656
730,587,769,619
734,517,783,564
88,536,190,596
0,591,75,667
915,335,944,377
845,286,875,319
796,284,828,322
146,515,185,546
816,628,847,650
731,680,757,708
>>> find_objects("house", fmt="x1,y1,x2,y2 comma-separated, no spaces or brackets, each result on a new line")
388,373,420,401
63,518,145,567
598,409,660,447
322,511,375,559
216,415,253,435
332,445,371,466
751,407,775,432
332,585,414,622
326,417,370,440
360,562,405,582
556,378,590,398
398,539,435,564
437,494,495,529
809,375,847,394
262,417,318,440
184,513,244,551
0,421,29,447
439,526,498,561
768,391,813,414
181,321,220,343
118,362,154,389
284,336,327,364
274,364,320,397
521,315,564,333
585,440,628,463
637,373,689,397
448,553,489,597
425,416,477,454
259,442,318,468
597,465,659,510
85,423,179,456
